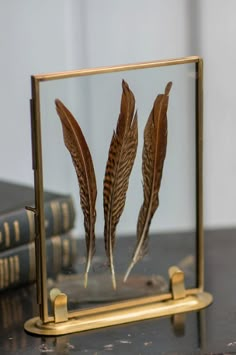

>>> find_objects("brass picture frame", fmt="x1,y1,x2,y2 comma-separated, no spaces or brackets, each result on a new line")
24,56,212,336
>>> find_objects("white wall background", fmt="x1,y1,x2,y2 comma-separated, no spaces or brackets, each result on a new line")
0,0,235,230
197,1,236,229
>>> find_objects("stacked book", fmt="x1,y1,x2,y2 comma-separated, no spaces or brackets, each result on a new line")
0,180,78,292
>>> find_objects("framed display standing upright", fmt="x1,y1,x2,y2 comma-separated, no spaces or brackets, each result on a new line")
25,56,212,336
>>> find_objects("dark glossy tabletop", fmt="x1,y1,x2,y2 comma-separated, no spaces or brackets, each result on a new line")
0,228,235,355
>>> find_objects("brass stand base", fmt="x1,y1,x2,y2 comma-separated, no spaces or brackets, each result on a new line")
24,291,212,336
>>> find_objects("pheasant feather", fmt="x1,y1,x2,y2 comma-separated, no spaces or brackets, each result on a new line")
55,99,97,288
103,80,138,289
124,82,172,282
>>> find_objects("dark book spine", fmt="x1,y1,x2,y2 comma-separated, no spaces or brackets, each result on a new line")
0,196,76,252
0,233,78,291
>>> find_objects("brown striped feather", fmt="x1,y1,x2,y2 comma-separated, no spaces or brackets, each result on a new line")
124,82,172,282
55,99,97,288
103,80,138,289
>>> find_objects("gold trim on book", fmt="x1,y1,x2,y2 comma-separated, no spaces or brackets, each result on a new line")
51,235,62,274
62,239,70,267
50,202,61,235
9,256,15,284
14,255,20,282
4,222,10,248
61,202,70,231
26,56,211,334
4,258,9,288
0,231,2,244
13,220,20,243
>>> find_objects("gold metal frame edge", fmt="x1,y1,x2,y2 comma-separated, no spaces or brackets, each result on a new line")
30,56,207,328
24,291,212,336
33,56,200,82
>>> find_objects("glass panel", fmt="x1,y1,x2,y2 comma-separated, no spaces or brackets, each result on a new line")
39,63,197,313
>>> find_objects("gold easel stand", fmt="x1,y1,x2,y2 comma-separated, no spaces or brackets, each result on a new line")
24,266,212,336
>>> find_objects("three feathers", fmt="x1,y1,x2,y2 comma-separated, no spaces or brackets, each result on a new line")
55,80,172,288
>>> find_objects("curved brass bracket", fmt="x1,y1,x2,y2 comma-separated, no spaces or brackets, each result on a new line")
169,266,186,300
49,289,68,323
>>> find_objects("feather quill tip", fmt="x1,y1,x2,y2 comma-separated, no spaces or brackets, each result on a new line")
111,265,117,290
84,272,88,288
84,258,93,288
123,260,135,283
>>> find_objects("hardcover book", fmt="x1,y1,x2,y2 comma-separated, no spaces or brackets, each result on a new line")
0,232,79,291
0,180,76,252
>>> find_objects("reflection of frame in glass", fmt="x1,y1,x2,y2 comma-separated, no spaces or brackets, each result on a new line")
25,56,212,336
